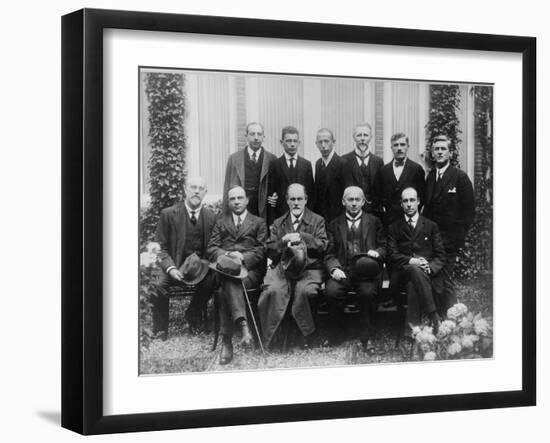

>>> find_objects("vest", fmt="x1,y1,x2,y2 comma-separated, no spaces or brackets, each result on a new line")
244,149,263,216
182,211,204,258
346,221,363,268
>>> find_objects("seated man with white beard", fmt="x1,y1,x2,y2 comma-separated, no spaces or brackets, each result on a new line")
258,183,328,349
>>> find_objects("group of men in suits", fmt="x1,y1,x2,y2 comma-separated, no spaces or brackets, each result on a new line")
150,121,475,364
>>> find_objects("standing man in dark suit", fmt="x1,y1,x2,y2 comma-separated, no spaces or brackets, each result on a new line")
341,123,384,214
207,186,268,365
312,128,345,224
324,186,386,351
223,122,277,221
388,187,445,334
258,184,328,349
152,176,217,339
374,132,426,227
423,135,475,316
267,126,314,224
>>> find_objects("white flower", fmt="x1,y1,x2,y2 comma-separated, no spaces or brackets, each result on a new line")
461,334,478,349
410,325,422,337
474,318,491,336
140,251,158,267
416,329,437,344
459,317,473,331
447,303,468,321
437,320,456,338
447,342,463,356
424,351,436,361
146,241,161,254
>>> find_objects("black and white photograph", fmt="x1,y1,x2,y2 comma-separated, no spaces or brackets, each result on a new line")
138,68,494,374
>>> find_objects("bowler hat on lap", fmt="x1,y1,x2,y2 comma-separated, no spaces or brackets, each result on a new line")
351,253,381,281
209,252,248,279
178,253,210,285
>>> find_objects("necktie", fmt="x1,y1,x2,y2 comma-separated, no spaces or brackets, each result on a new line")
408,217,414,230
394,159,404,167
289,157,295,169
437,170,443,182
347,215,361,233
190,210,197,224
236,215,242,230
293,218,301,231
251,151,257,163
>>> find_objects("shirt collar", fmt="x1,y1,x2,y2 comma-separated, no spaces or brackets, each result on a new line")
232,210,248,224
346,211,362,222
404,212,419,223
354,147,371,158
247,146,262,160
284,152,297,162
436,162,450,177
291,212,304,224
184,202,202,218
321,150,335,166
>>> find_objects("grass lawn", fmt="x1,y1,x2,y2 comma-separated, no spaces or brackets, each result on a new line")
140,273,493,374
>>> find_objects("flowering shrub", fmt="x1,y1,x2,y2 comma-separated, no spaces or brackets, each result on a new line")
412,303,493,361
139,242,161,350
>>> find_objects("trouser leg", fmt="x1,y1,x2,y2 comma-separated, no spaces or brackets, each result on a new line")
356,281,378,342
324,278,348,337
432,250,457,317
151,273,171,334
403,264,436,326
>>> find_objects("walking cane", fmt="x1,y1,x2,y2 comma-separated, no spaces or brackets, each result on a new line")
241,281,266,355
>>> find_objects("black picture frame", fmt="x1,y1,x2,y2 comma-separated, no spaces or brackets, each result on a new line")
61,8,536,435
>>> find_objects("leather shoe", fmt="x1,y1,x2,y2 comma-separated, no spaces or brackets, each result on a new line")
239,319,253,348
219,336,233,365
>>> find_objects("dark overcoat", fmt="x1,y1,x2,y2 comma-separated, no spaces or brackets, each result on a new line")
324,212,387,273
267,155,314,223
423,165,475,251
341,151,384,212
223,147,277,220
312,153,345,224
373,158,426,226
258,208,328,346
155,203,217,272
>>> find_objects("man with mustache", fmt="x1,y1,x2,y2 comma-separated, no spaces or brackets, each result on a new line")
258,183,328,349
341,123,384,214
223,122,277,221
152,176,217,339
374,132,426,227
324,186,386,352
423,135,475,316
207,186,267,365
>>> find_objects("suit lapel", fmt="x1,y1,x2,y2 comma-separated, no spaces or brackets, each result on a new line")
235,149,246,184
396,160,411,185
175,205,187,265
411,216,424,240
259,148,270,181
337,216,348,250
434,166,455,201
360,213,371,247
237,212,253,238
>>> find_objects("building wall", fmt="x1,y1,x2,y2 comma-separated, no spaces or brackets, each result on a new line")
140,69,480,204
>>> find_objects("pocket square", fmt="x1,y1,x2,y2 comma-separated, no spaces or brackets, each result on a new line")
448,187,457,193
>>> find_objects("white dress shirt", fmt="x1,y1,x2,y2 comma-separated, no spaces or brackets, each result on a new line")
284,151,298,168
185,202,202,221
232,210,248,227
354,148,371,167
393,157,407,181
320,150,335,167
435,162,450,181
247,146,262,162
405,212,419,229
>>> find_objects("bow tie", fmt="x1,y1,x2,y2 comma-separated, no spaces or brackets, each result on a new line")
394,159,405,167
